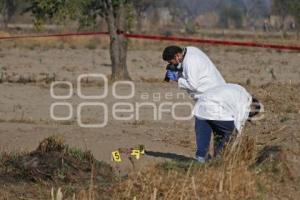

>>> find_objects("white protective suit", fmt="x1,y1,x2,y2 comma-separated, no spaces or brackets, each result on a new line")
177,46,251,132
178,46,226,95
192,84,252,133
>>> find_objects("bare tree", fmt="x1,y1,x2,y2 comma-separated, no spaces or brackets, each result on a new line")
0,0,17,29
272,0,290,36
242,0,271,29
104,0,131,80
272,0,300,36
26,0,132,81
132,0,152,31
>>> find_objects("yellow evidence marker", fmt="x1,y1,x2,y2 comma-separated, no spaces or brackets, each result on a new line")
112,151,122,162
139,145,145,155
131,149,141,160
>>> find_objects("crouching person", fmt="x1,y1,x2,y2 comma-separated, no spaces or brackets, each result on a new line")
193,84,261,163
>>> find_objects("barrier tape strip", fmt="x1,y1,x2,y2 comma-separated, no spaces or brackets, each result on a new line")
0,31,299,51
125,33,300,51
0,31,108,40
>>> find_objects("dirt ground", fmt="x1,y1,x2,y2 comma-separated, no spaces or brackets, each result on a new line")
0,41,300,198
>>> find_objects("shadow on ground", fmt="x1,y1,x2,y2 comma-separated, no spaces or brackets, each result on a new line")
145,151,195,162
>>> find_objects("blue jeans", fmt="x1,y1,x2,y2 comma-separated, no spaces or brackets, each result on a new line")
195,117,235,158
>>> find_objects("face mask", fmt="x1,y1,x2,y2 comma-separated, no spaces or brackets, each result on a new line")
176,62,182,71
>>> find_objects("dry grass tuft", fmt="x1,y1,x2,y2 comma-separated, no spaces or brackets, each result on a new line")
0,136,114,199
0,134,295,199
113,135,258,200
112,135,295,200
37,135,65,153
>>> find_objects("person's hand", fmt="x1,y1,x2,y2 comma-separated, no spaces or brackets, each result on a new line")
166,70,178,81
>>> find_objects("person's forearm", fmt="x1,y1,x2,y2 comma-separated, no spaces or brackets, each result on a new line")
178,77,195,91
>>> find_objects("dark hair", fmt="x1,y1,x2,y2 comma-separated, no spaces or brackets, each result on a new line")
162,46,183,61
249,97,261,118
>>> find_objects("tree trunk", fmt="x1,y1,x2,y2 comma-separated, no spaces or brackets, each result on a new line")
3,13,8,29
105,0,131,81
136,10,143,31
280,15,287,38
1,6,8,29
1,0,12,29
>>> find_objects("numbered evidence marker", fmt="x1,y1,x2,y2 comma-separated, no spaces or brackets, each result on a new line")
131,149,141,160
112,151,122,162
139,145,145,155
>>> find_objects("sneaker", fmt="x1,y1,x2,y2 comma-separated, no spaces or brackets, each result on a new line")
195,156,205,163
